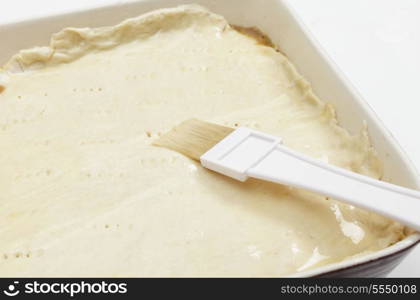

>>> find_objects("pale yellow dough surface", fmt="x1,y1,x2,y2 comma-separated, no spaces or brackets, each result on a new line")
0,5,404,276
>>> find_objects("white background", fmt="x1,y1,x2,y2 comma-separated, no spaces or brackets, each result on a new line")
0,0,419,277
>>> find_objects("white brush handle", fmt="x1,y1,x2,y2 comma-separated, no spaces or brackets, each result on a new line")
200,128,420,231
248,144,420,230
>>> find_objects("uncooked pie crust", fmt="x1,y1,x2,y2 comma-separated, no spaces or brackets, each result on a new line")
0,5,404,277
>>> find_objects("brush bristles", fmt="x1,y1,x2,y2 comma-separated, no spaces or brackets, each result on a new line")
153,119,234,161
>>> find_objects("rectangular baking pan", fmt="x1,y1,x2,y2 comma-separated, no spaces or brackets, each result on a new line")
1,0,419,277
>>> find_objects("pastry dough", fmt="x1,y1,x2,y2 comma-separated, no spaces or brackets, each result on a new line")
0,5,404,276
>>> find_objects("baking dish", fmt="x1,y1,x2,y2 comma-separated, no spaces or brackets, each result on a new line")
0,0,419,277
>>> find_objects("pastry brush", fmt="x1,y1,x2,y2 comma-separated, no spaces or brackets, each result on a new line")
154,119,420,230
